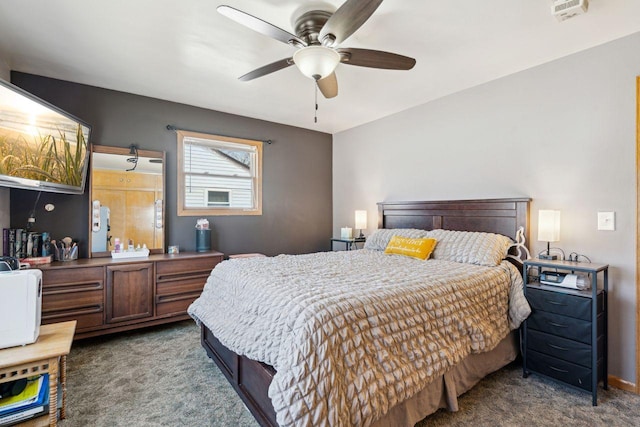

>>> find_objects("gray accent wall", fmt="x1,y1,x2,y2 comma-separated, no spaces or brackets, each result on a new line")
10,72,332,258
334,32,640,383
0,188,8,233
0,58,9,232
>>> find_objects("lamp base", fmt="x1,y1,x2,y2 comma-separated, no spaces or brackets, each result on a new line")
539,254,558,260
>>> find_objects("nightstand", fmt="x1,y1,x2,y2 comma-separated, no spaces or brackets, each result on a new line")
331,237,365,251
522,259,608,405
0,321,76,426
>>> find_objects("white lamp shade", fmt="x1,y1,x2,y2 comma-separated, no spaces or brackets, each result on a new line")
293,46,340,80
355,210,367,230
538,210,561,242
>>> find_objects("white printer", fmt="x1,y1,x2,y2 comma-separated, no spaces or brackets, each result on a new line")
0,269,42,349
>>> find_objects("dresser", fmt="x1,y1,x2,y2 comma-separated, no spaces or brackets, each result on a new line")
522,259,608,405
37,251,223,339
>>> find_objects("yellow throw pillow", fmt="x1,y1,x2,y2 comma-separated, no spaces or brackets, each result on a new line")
384,236,437,260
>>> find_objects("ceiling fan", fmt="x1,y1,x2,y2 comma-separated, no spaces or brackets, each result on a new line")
218,0,416,99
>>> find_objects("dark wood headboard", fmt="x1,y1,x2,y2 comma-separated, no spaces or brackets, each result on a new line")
377,198,531,244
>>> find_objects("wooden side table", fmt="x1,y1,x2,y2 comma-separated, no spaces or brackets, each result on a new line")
0,321,76,426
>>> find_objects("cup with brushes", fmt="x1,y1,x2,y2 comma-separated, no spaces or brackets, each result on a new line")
51,236,78,261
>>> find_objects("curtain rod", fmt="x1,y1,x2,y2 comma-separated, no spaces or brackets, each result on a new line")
166,125,272,145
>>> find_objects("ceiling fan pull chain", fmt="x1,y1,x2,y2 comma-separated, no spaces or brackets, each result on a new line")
314,82,318,123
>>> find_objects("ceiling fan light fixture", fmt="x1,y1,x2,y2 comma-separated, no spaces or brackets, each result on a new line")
293,46,340,80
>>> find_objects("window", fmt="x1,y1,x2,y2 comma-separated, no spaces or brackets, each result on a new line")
177,131,262,216
205,189,231,207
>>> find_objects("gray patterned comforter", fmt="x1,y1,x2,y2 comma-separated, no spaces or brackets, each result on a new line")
188,250,530,427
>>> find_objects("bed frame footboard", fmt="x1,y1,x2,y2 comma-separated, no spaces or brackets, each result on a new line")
201,324,278,427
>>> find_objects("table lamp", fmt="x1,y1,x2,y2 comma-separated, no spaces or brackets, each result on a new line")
355,210,367,239
538,210,561,260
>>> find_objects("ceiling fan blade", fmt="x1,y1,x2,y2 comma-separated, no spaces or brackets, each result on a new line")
218,5,306,47
317,72,338,99
338,48,416,70
239,58,294,81
319,0,383,47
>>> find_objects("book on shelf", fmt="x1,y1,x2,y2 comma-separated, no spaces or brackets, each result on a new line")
0,375,49,426
0,404,48,426
2,228,15,258
15,229,24,259
20,255,53,267
1,228,52,261
1,228,8,257
0,376,45,413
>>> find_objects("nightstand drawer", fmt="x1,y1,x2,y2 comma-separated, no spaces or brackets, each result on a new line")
527,330,592,367
527,350,595,392
526,287,591,320
527,310,592,344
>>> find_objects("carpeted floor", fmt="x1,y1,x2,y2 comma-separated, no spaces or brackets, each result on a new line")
59,320,640,427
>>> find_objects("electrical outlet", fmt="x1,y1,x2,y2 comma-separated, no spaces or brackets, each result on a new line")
597,211,615,231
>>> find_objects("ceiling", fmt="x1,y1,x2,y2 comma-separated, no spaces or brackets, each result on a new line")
0,0,639,134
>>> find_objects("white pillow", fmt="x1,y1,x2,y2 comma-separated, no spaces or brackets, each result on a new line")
428,229,512,266
364,228,430,251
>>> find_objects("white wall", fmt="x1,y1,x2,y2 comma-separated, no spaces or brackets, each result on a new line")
334,31,640,383
0,59,9,231
0,58,8,80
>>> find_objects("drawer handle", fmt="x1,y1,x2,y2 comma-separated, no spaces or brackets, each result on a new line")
42,304,103,318
43,282,103,295
544,299,567,306
547,321,568,328
547,365,569,374
547,343,569,351
156,271,209,282
156,292,201,304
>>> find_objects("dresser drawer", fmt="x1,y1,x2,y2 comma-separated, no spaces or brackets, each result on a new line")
528,309,605,345
42,311,103,330
42,289,103,312
527,350,595,391
156,294,199,316
156,257,218,296
526,287,592,320
156,274,208,297
527,330,594,367
42,266,104,288
527,310,593,344
41,266,105,330
156,256,221,276
42,290,104,330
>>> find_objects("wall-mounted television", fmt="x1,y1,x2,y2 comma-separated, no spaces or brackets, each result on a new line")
0,78,91,194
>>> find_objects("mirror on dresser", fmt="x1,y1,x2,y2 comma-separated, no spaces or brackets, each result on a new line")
88,145,165,257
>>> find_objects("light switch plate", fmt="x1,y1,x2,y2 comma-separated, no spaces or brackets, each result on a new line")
597,211,615,231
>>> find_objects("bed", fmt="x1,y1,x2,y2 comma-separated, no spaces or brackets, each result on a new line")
189,198,531,427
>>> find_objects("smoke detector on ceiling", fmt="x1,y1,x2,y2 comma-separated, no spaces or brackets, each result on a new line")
552,0,588,22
